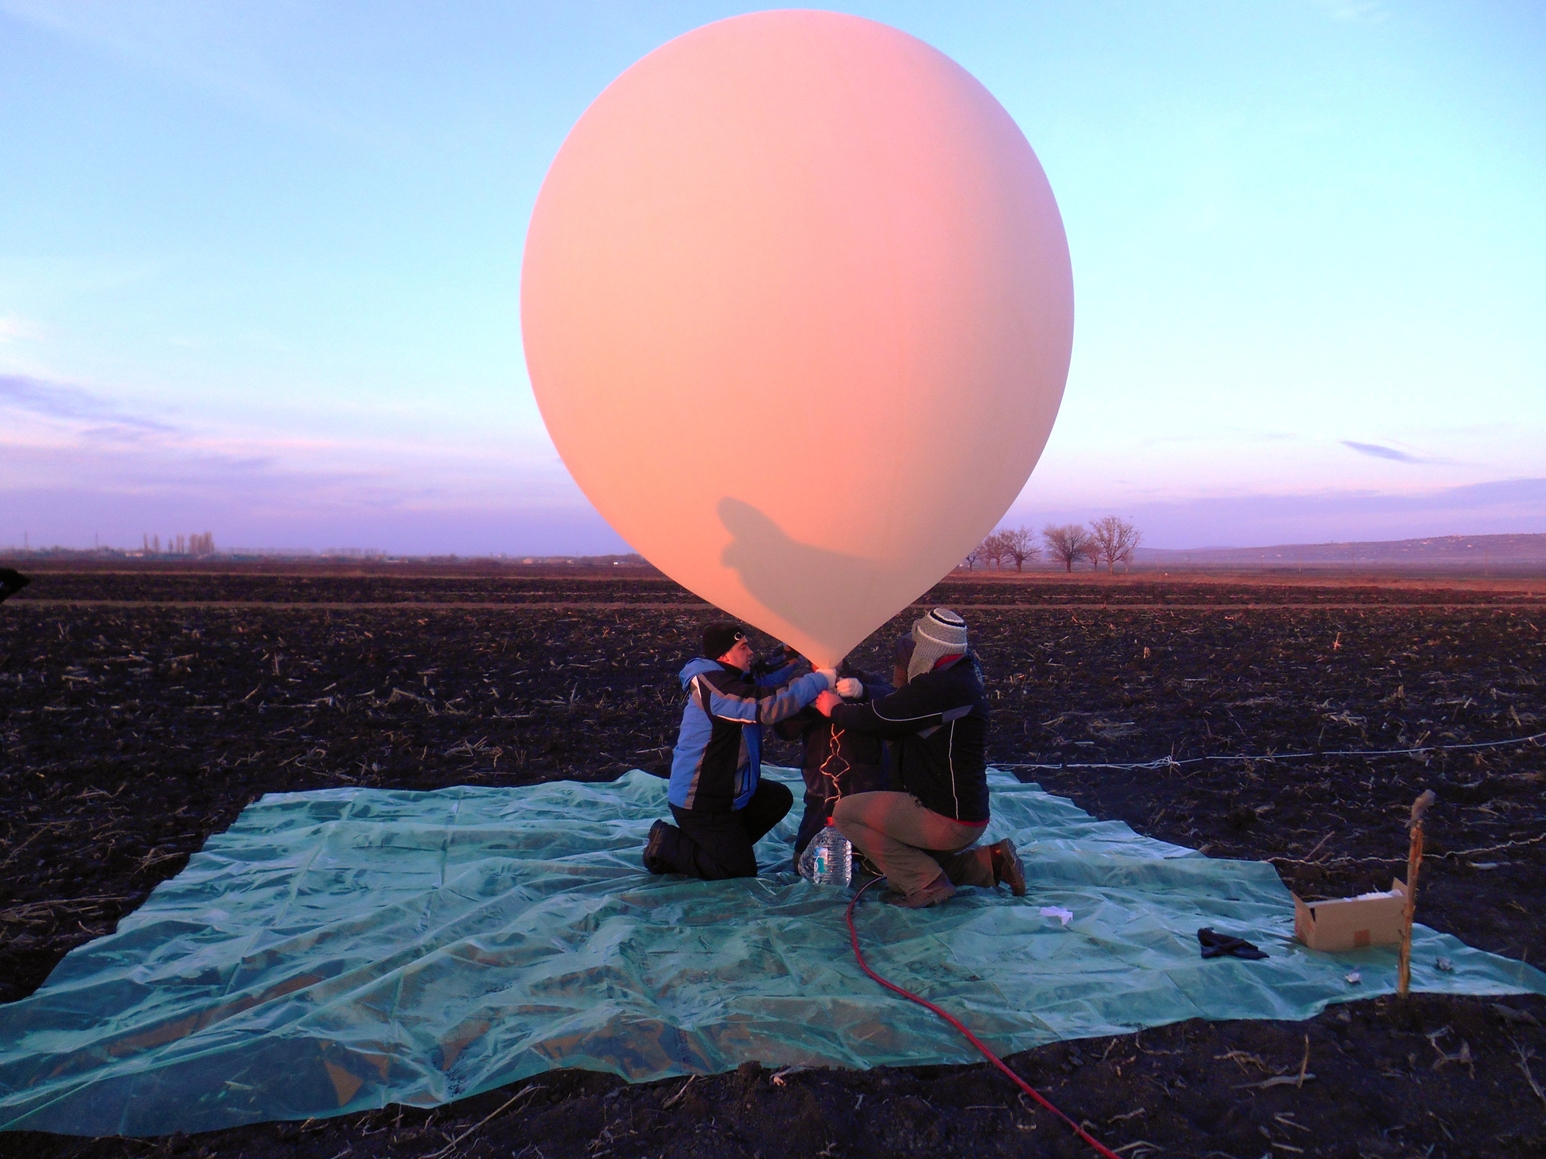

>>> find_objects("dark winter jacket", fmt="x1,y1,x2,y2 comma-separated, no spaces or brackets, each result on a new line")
775,667,893,796
827,653,990,823
668,657,831,812
778,668,894,860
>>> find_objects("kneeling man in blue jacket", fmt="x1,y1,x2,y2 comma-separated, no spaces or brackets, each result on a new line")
644,622,836,879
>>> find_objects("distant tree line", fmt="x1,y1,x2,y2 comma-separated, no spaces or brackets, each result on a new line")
966,517,1142,574
141,532,216,558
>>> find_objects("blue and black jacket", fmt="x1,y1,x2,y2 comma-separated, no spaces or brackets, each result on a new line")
668,657,832,812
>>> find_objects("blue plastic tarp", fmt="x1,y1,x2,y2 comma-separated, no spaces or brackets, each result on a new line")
1,768,1540,1136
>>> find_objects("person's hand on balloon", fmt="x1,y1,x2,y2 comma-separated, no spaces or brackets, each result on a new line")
813,668,839,690
835,677,863,699
814,690,843,717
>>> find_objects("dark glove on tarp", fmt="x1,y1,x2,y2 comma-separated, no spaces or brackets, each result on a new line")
1197,927,1268,960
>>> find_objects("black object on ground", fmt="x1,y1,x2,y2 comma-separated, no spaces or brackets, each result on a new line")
1198,926,1270,960
0,567,30,603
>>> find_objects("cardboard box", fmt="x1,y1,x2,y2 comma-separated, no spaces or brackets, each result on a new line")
1293,879,1408,952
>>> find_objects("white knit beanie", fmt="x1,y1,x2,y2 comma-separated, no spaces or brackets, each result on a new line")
908,608,968,681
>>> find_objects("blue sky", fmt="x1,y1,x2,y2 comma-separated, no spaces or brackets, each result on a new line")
2,1,1542,553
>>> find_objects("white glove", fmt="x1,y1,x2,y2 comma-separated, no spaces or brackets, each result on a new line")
814,668,839,690
835,677,864,699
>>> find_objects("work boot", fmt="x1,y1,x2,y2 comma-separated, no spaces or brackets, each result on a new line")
989,840,1027,897
884,873,956,909
643,820,674,875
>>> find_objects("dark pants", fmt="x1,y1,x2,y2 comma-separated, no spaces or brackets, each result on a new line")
655,780,794,880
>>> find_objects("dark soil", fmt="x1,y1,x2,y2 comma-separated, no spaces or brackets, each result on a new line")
11,558,1546,605
3,567,1545,1158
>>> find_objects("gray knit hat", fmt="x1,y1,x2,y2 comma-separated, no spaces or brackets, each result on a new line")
908,608,968,681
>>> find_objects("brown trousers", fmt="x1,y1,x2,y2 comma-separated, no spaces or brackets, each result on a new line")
833,791,992,898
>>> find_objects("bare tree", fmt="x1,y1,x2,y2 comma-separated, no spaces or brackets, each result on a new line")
1089,515,1142,573
1042,523,1092,572
977,530,1009,570
961,546,980,570
999,527,1038,572
1113,519,1143,571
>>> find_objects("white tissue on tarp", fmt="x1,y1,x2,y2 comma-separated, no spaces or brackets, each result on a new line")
1039,906,1073,926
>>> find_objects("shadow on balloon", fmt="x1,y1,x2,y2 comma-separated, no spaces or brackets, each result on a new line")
717,497,892,652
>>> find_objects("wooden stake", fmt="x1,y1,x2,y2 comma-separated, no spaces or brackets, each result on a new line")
1397,789,1437,998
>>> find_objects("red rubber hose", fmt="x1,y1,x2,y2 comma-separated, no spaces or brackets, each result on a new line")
845,877,1122,1159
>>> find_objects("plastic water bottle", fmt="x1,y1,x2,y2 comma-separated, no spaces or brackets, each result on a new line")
799,819,853,887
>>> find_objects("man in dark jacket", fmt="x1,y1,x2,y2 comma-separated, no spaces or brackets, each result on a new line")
775,657,893,870
815,608,1024,907
644,622,835,880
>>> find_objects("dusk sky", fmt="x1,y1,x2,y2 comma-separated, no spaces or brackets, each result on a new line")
2,1,1543,555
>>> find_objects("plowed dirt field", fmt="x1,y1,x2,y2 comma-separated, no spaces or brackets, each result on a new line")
3,564,1544,1158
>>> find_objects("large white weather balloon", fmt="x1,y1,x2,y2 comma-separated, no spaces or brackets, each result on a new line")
522,10,1073,666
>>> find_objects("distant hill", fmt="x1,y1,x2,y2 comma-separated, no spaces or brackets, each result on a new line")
1139,532,1546,569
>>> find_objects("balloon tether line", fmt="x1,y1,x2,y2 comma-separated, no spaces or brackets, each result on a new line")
818,727,849,812
844,878,1122,1159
